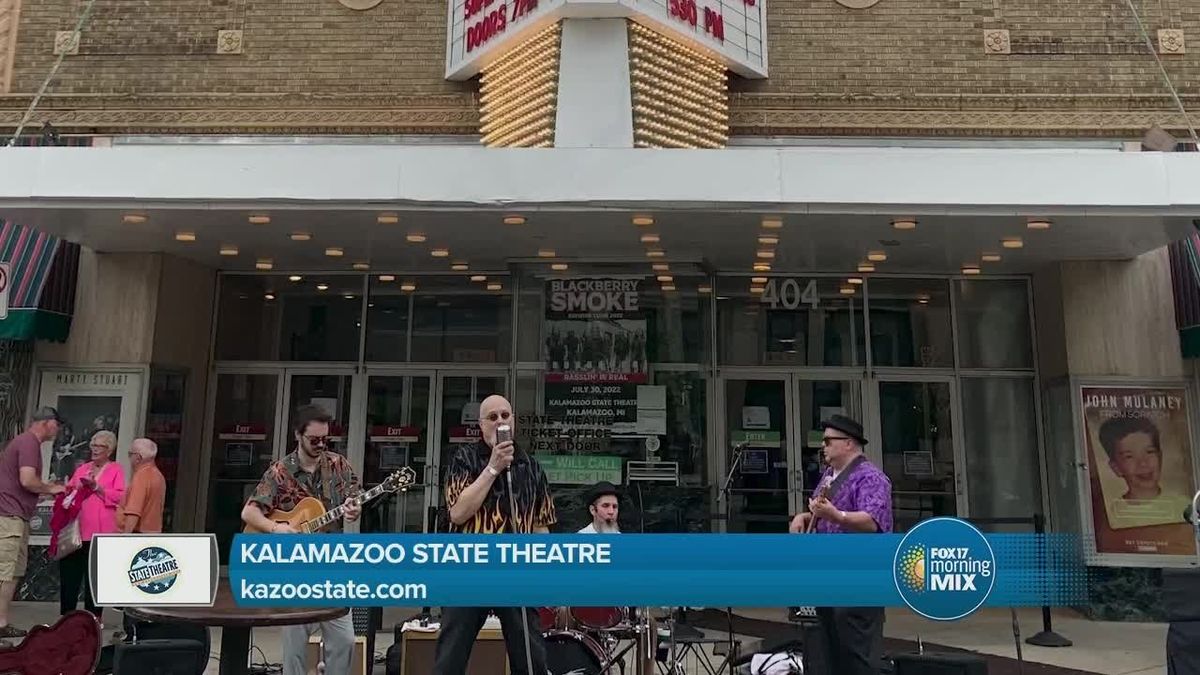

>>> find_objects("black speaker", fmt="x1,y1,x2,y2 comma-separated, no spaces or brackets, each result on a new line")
113,639,208,675
1163,569,1200,622
353,606,383,666
892,653,988,675
799,623,830,675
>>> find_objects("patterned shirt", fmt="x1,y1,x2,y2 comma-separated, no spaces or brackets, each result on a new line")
814,456,893,534
248,451,360,532
444,442,556,534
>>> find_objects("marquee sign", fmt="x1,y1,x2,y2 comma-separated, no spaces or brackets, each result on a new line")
445,0,767,80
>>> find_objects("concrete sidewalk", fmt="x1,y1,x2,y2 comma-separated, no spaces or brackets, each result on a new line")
6,602,1168,674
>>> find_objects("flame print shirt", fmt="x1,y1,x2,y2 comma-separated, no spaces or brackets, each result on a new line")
248,451,361,532
444,442,557,534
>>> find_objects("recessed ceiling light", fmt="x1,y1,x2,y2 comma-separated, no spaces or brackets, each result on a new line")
761,217,783,229
857,263,875,273
406,233,427,243
753,262,771,272
486,282,502,291
400,282,417,292
175,231,196,242
640,233,660,244
1002,237,1024,249
379,275,395,282
962,265,982,275
751,276,768,284
552,263,569,271
219,245,239,256
652,263,670,272
264,293,276,301
290,232,312,242
471,275,487,282
848,277,863,285
352,262,370,271
255,258,273,270
840,286,857,295
632,215,654,226
756,250,775,259
892,218,918,231
646,250,666,258
661,284,676,292
123,213,147,224
750,286,765,294
503,215,526,225
917,293,931,302
1027,218,1052,230
431,248,450,258
698,285,712,293
757,235,779,245
316,284,329,291
981,253,1002,263
248,215,270,225
288,275,302,282
325,247,344,257
537,249,556,258
343,294,355,300
451,262,469,271
867,251,887,262
377,213,399,225
918,298,930,304
657,275,673,283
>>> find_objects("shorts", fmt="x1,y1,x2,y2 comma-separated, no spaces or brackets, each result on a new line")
0,516,29,581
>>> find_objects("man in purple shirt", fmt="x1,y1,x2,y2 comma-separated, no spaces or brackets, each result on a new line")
0,407,65,638
789,415,892,675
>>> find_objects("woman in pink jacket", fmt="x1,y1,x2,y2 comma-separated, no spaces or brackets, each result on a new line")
59,429,125,623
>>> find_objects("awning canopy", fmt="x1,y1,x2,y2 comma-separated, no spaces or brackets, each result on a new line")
0,221,78,342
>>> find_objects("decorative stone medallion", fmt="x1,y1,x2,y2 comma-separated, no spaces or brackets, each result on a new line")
216,29,243,54
53,30,79,55
983,29,1011,54
338,0,384,9
835,0,881,7
1158,29,1185,54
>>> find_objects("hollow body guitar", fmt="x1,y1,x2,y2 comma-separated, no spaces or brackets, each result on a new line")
244,467,416,534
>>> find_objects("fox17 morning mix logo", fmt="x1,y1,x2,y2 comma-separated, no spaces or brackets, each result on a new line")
893,517,996,621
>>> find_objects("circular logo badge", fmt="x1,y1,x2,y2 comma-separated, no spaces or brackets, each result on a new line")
127,546,180,595
892,517,996,621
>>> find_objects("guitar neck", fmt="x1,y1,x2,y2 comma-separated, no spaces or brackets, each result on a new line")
303,483,388,532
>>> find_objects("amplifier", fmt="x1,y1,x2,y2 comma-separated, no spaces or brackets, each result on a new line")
892,652,988,675
398,628,510,675
1163,568,1200,622
305,635,368,675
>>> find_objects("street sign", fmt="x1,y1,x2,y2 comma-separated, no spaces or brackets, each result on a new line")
0,263,9,320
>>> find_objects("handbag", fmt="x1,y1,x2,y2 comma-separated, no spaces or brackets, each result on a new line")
52,490,82,561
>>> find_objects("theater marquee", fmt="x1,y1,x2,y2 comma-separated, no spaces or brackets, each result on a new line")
444,0,768,79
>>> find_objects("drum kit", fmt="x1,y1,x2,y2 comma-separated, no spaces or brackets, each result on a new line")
538,605,683,675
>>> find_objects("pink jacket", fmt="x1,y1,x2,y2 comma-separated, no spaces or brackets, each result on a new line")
67,461,126,541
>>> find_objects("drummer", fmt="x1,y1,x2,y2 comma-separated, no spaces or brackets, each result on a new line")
578,481,621,534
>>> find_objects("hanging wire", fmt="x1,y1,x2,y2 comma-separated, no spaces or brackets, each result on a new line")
5,0,100,146
1123,0,1200,146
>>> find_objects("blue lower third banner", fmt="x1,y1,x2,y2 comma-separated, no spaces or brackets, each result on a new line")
229,518,1088,621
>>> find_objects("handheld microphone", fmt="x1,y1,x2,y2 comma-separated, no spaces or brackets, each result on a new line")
497,424,513,479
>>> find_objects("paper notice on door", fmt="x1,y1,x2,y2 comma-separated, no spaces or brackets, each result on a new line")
309,397,339,419
742,406,770,430
461,401,480,425
818,406,846,425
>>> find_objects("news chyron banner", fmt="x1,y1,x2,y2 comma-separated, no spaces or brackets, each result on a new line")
91,534,219,607
228,518,1088,621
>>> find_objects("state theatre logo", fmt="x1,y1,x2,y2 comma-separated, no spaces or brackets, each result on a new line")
127,546,181,595
893,518,995,621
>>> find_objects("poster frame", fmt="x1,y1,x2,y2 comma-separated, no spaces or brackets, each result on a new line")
1072,375,1200,568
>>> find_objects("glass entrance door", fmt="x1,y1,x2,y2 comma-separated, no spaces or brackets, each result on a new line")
872,377,964,532
282,371,354,455
432,372,508,530
719,374,862,532
361,373,433,534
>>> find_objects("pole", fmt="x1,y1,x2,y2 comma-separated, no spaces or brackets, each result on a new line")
1024,512,1072,648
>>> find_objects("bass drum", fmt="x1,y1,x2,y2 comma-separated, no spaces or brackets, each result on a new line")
571,606,625,630
543,630,609,675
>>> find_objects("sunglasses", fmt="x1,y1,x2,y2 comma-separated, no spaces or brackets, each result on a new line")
304,435,329,447
822,435,851,446
485,411,512,422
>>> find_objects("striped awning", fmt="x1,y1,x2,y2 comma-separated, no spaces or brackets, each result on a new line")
0,221,79,342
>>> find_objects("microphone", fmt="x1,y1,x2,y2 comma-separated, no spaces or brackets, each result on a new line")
497,422,514,479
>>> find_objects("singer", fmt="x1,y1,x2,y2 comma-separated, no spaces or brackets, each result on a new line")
432,394,555,675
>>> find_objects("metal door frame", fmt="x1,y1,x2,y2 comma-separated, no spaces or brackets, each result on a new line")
867,370,969,518
429,369,510,528
788,370,869,515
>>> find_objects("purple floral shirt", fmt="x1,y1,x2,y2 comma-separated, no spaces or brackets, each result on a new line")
814,457,893,534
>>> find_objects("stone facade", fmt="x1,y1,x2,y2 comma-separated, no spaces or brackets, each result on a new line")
0,0,1195,136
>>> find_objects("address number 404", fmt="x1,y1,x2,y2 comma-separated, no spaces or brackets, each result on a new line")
760,279,820,310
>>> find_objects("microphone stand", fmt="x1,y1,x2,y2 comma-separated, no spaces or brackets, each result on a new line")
1192,490,1200,563
506,463,537,675
715,442,747,675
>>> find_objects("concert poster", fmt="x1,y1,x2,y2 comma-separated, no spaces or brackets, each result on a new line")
1080,385,1198,558
542,277,647,442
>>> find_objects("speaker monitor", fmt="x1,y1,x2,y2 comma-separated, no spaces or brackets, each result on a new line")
398,628,510,675
892,652,988,675
112,639,208,675
305,635,369,675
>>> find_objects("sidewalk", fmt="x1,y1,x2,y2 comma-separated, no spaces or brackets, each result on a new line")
7,602,1168,674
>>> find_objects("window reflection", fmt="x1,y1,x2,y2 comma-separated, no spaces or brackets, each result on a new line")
215,275,362,361
867,278,953,368
365,275,511,363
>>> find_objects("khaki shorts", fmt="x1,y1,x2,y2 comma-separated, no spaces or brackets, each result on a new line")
0,516,29,581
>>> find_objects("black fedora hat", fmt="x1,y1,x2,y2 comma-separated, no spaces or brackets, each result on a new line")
586,481,620,505
819,414,868,445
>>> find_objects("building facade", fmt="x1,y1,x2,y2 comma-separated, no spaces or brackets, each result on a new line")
0,0,1196,617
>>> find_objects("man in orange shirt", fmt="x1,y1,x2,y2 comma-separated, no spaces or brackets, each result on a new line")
118,438,166,533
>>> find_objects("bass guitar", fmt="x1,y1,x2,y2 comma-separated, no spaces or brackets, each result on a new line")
244,467,417,533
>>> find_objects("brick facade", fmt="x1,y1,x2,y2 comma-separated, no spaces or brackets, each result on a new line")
0,0,1197,137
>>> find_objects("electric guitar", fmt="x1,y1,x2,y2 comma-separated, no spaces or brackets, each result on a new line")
244,467,417,534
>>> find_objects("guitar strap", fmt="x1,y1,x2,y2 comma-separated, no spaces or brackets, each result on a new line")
821,454,866,503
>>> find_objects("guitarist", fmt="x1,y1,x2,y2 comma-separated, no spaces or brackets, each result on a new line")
788,415,892,675
241,405,362,675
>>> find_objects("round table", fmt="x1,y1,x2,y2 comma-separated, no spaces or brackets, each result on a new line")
124,580,347,675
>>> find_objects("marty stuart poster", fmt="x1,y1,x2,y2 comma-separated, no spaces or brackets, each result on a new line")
1081,385,1198,558
543,278,647,435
